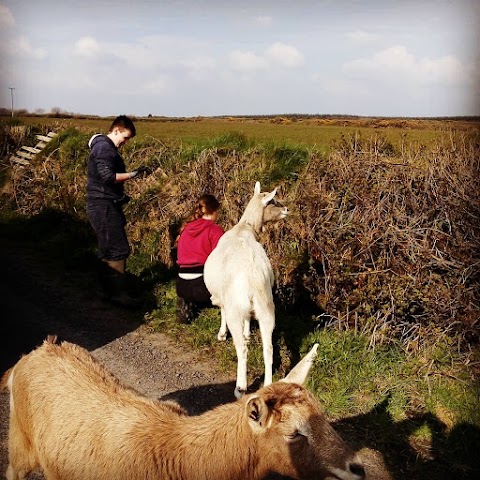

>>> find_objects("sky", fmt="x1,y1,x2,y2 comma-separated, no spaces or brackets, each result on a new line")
0,0,479,118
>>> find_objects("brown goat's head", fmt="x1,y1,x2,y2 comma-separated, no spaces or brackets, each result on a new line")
241,344,365,480
242,344,365,480
245,382,365,480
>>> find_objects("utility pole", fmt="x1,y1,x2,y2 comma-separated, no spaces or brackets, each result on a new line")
8,87,15,117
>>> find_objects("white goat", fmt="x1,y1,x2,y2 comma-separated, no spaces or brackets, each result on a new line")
204,181,288,398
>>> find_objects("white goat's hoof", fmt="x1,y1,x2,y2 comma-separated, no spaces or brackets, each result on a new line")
234,387,247,399
217,332,227,341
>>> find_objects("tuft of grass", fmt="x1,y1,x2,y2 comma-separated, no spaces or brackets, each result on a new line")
208,131,253,152
263,141,309,182
305,328,400,417
302,322,479,429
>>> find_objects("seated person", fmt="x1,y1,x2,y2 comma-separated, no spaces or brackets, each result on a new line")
175,194,224,323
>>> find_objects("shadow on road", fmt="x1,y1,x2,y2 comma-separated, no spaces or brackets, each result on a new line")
159,381,237,415
0,209,155,374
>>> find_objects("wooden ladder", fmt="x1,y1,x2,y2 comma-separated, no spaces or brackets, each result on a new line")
10,131,58,166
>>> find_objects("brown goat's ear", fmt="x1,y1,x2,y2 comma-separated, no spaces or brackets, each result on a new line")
246,395,269,433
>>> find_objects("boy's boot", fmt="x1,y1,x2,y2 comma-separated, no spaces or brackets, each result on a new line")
101,265,140,309
97,260,114,300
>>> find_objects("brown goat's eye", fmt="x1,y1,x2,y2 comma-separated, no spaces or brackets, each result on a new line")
286,430,303,442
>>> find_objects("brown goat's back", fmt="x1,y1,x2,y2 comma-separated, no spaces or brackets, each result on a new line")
3,339,365,480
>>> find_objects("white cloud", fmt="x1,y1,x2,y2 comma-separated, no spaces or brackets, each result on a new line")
265,42,304,68
0,4,15,28
74,36,167,70
181,56,216,71
74,36,101,58
228,42,304,73
252,15,272,27
229,50,268,71
1,35,47,59
420,55,469,85
344,46,414,73
114,43,157,69
181,55,216,80
142,75,171,94
72,35,216,75
345,30,379,45
343,46,471,86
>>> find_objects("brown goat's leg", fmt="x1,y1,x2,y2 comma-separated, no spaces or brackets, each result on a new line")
6,461,32,480
7,417,38,480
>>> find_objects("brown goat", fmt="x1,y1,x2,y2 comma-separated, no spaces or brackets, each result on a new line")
1,339,365,480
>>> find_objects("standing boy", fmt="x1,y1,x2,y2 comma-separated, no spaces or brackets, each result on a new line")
86,115,142,306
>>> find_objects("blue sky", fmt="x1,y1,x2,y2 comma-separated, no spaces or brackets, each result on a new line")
1,0,479,117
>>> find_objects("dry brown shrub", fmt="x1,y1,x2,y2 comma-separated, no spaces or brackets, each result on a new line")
126,148,267,268
5,127,479,345
273,132,480,341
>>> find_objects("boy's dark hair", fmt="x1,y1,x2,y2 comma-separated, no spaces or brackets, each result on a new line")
109,115,136,137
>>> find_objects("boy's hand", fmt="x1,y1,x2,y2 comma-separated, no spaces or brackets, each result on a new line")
130,166,151,178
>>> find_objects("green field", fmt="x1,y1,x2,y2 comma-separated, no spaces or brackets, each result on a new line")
7,114,478,151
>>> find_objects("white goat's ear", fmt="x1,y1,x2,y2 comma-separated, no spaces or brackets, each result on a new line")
282,344,319,385
254,181,261,194
262,188,277,206
246,395,269,433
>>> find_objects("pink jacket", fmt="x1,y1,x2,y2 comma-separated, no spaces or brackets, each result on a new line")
177,218,224,268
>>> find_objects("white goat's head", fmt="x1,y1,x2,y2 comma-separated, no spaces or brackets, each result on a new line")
263,198,288,226
239,181,288,233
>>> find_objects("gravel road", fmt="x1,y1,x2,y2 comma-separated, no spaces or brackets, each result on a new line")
0,237,392,479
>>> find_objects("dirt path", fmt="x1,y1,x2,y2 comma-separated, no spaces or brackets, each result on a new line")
0,238,392,480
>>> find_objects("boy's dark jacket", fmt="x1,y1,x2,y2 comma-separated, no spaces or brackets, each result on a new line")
86,134,126,203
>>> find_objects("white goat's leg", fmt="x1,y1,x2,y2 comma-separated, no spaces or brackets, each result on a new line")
256,303,275,387
228,316,248,398
243,317,251,343
217,308,228,341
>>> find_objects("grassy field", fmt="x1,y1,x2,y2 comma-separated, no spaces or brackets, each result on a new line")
1,114,479,479
6,114,478,151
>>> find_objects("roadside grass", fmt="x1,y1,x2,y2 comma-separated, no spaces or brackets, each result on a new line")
144,281,480,477
144,277,479,424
